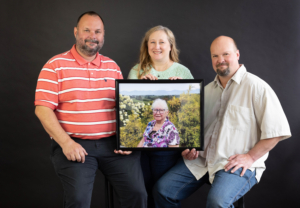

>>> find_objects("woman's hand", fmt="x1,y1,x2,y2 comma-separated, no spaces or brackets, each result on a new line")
140,74,158,80
169,76,182,80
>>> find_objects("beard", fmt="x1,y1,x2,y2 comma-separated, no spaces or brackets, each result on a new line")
75,36,104,56
216,63,230,77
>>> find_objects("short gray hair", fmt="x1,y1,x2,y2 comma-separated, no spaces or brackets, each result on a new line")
152,99,168,110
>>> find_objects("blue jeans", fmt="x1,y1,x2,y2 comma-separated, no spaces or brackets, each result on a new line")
141,151,181,208
153,158,257,208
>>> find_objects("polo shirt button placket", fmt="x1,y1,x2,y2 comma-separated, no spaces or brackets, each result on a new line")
89,63,93,75
88,62,92,87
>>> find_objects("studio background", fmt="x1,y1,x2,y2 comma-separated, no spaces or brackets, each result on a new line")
1,0,299,207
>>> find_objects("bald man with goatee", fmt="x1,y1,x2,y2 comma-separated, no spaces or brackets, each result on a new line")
153,36,291,208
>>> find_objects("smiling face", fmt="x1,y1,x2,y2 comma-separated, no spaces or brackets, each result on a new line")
147,30,171,63
74,14,105,59
210,36,240,77
152,105,169,122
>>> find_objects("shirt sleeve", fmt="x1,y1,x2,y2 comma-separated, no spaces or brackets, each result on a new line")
182,69,194,79
34,61,59,110
167,124,180,145
176,64,194,79
142,121,154,147
253,83,291,141
116,64,123,79
127,64,140,79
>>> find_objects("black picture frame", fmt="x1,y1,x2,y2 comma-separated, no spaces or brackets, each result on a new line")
115,79,204,151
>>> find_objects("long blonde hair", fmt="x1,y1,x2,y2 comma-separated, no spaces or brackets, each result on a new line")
137,25,180,79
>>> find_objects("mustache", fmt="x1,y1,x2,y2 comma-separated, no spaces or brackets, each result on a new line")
85,39,99,44
216,63,228,67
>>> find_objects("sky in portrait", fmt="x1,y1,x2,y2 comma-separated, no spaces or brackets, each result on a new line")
120,83,201,92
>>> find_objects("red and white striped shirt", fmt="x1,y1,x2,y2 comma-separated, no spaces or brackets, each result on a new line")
35,45,123,139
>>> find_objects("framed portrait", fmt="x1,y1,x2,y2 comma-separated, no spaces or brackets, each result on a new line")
115,79,204,151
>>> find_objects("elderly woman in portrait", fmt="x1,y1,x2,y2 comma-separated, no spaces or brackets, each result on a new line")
127,25,193,208
138,99,180,148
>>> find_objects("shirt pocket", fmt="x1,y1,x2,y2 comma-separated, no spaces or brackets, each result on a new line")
225,105,253,131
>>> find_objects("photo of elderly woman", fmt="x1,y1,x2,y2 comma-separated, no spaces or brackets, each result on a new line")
137,99,180,148
118,82,201,149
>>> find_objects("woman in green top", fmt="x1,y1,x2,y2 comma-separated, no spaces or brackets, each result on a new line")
127,25,193,80
127,25,194,208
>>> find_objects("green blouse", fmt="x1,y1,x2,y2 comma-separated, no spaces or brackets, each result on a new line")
127,62,194,79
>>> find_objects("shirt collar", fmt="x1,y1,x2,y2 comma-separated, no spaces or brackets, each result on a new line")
70,45,101,66
213,76,220,88
231,64,247,84
213,64,247,88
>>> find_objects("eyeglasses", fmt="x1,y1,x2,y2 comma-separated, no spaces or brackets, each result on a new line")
152,109,166,113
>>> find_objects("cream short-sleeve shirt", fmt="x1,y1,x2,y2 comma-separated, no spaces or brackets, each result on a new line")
184,65,291,183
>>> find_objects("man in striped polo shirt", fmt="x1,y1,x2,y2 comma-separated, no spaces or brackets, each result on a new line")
35,11,146,208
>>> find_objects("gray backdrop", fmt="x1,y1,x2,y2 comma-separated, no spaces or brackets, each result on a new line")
1,0,299,207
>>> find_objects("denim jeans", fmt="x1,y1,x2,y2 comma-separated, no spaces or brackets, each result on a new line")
51,136,147,208
153,157,257,208
141,151,181,208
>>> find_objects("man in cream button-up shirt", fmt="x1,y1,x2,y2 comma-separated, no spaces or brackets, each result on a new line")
153,36,291,208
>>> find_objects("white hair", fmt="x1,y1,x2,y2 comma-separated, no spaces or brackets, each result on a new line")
152,98,168,110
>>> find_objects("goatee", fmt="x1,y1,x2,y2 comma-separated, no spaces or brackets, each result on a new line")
216,63,230,77
75,37,104,57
